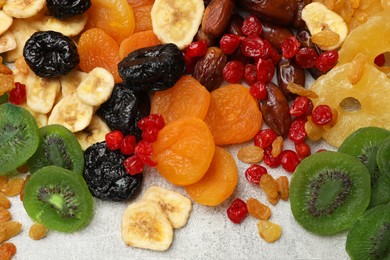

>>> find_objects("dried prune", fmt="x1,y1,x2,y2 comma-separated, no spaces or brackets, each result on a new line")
118,44,186,92
46,0,91,19
97,84,150,139
23,31,79,78
83,141,143,201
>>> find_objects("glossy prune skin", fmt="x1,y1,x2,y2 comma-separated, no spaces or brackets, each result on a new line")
97,84,150,139
23,31,79,78
83,142,143,201
46,0,91,19
118,44,186,92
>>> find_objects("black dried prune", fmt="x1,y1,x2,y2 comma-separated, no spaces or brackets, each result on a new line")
118,43,186,92
83,141,143,201
23,31,79,78
46,0,91,19
97,84,150,139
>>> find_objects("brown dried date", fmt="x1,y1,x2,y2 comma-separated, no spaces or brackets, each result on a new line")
260,21,294,52
259,82,291,137
202,0,234,38
224,14,244,36
237,0,298,26
196,27,216,47
277,57,306,100
193,47,227,91
293,0,312,29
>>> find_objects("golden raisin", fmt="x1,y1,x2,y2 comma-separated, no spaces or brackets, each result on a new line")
246,198,271,220
237,145,264,163
0,176,7,190
0,208,11,222
29,223,47,240
2,177,24,197
0,64,12,75
287,82,318,98
271,136,283,158
0,242,16,260
0,193,10,209
14,57,30,75
305,117,325,141
276,176,289,201
311,28,340,48
257,220,282,243
0,221,22,243
0,74,14,96
259,174,279,200
348,53,368,84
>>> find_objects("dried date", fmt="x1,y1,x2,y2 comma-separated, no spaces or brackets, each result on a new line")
277,57,306,100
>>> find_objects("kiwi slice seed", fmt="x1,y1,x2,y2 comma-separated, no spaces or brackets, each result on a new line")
0,103,39,175
290,151,371,235
23,166,94,233
27,124,84,174
377,135,390,184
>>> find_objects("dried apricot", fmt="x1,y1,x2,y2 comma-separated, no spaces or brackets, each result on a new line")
152,117,215,186
0,243,16,260
204,84,262,145
119,30,161,60
247,198,271,220
86,0,135,44
151,76,210,124
133,4,153,32
78,28,121,83
185,146,238,206
127,0,154,7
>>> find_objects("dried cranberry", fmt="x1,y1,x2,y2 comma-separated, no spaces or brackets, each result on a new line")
241,36,270,58
124,154,144,175
256,58,275,83
269,48,281,65
138,114,165,131
184,51,198,74
220,34,243,54
241,15,262,37
223,60,244,83
141,127,159,143
254,129,277,149
226,198,248,224
105,130,124,151
244,64,257,85
281,36,301,59
312,105,333,126
134,140,157,167
263,147,280,168
245,164,268,185
185,40,208,57
288,117,307,143
249,81,267,100
9,82,26,105
295,47,318,68
289,96,313,117
278,150,300,173
374,53,385,67
295,142,311,160
315,50,338,72
120,135,137,155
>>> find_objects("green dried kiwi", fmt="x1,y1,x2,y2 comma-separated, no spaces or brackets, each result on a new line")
290,151,371,235
0,93,8,104
346,202,390,260
0,103,39,175
23,166,94,233
377,135,390,184
338,126,390,208
27,124,84,174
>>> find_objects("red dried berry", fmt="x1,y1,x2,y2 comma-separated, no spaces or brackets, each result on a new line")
244,64,257,85
105,130,124,151
256,58,275,83
374,53,385,67
295,142,311,160
269,47,281,65
278,149,300,173
184,51,198,74
185,40,208,57
124,154,144,175
312,105,333,126
315,50,338,72
134,140,157,167
281,36,301,59
9,82,26,105
223,60,244,83
295,47,318,68
241,15,262,37
245,164,268,185
263,146,281,168
137,114,165,131
227,198,248,224
249,81,267,100
241,36,270,58
141,127,159,143
254,128,277,149
289,96,313,117
220,34,243,54
288,117,307,143
120,135,137,155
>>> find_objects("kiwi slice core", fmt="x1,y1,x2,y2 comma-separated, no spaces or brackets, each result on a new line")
290,151,371,235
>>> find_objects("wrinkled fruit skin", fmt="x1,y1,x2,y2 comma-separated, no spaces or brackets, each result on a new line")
46,0,91,19
118,44,186,92
83,142,143,201
23,31,79,78
98,84,150,139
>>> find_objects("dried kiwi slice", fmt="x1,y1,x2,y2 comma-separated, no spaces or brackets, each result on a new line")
377,135,390,184
23,166,93,233
27,124,84,174
338,127,390,208
0,104,39,175
290,151,371,235
346,202,390,260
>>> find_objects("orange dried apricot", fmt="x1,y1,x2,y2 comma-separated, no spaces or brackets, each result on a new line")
119,30,161,60
185,146,238,206
150,75,210,124
204,84,262,145
133,4,153,32
86,0,135,44
127,0,154,7
152,117,215,186
78,28,122,83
